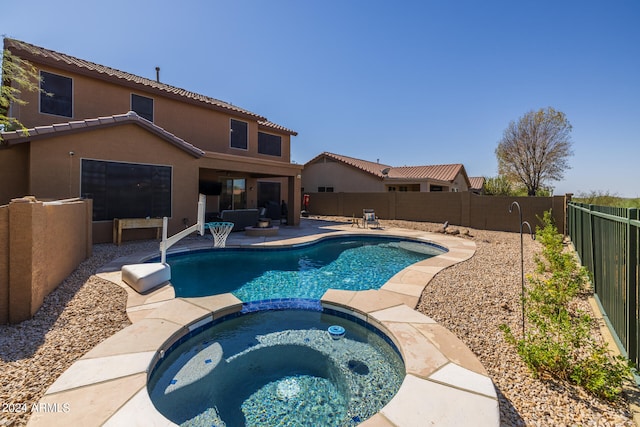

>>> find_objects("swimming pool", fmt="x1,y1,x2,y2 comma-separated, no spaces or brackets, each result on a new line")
166,235,445,301
29,230,499,426
148,303,405,427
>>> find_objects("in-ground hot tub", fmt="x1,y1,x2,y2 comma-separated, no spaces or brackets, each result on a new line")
147,302,404,427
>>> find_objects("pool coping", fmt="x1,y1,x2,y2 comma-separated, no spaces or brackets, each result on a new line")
27,225,500,427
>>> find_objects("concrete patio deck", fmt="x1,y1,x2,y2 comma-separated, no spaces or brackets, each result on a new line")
28,218,500,427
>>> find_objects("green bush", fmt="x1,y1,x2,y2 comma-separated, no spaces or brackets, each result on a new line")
574,190,640,208
483,175,553,196
483,176,514,196
501,211,634,401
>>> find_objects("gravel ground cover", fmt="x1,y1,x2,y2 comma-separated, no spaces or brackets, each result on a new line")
0,242,153,427
0,218,637,426
386,218,636,427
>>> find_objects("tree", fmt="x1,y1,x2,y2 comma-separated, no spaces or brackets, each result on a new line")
483,175,513,196
1,42,41,139
495,107,573,196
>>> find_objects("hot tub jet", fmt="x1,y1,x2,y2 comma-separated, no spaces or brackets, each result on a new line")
276,377,301,400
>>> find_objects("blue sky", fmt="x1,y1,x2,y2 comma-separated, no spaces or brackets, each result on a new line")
4,1,639,197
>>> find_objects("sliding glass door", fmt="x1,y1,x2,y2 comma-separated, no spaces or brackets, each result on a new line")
220,178,246,211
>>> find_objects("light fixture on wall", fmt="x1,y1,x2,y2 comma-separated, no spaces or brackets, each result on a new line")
68,150,76,198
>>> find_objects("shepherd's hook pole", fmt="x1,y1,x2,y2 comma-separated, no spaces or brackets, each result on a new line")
509,201,535,338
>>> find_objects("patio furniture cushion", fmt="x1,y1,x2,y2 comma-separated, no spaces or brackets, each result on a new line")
220,209,260,231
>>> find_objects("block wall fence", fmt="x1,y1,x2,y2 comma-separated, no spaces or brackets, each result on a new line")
0,192,569,324
304,191,570,234
0,197,92,324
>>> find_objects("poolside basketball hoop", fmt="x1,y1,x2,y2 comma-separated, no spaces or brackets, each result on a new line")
159,194,207,264
206,222,234,248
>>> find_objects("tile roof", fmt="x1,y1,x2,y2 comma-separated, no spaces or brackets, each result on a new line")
469,176,485,190
258,120,298,136
0,111,205,157
386,164,464,182
306,152,469,184
4,38,297,135
308,152,392,178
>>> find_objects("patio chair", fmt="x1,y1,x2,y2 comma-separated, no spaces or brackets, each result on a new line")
363,209,381,229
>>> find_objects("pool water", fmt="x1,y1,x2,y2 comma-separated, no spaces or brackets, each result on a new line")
167,236,444,300
148,307,405,427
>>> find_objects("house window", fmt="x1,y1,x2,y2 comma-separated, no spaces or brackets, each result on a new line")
430,185,444,192
220,178,246,210
131,94,154,122
388,186,396,192
80,159,171,221
230,119,248,150
258,132,281,156
40,71,72,117
317,187,334,192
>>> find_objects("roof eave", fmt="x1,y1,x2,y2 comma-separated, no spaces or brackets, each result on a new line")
4,39,267,122
383,177,453,185
0,112,205,158
258,121,298,136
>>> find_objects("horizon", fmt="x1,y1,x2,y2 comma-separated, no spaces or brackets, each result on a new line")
3,1,638,197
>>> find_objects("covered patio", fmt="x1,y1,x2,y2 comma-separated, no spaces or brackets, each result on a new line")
198,151,303,226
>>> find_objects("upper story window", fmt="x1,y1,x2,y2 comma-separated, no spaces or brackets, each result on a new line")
40,71,72,117
258,132,282,157
230,119,248,150
131,94,154,122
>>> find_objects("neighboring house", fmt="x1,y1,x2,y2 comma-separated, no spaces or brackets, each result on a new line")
302,152,472,193
0,38,302,242
468,176,486,194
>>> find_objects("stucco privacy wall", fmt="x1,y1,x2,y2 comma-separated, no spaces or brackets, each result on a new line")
306,192,570,233
0,143,29,205
0,197,92,324
0,205,8,324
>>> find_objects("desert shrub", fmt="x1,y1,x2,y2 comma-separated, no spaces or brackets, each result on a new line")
501,211,634,400
574,190,640,208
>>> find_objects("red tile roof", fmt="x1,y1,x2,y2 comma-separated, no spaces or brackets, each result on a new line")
5,38,297,135
0,111,205,157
